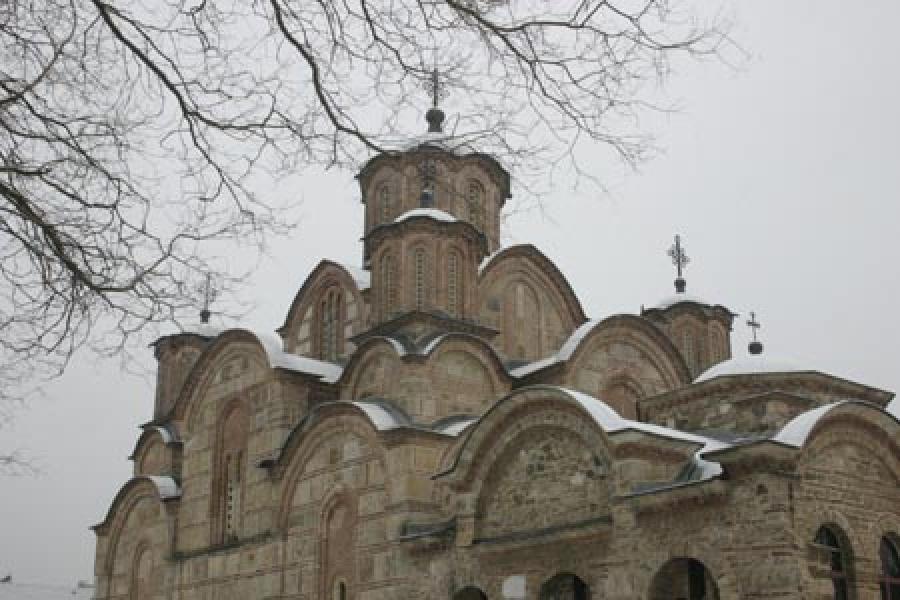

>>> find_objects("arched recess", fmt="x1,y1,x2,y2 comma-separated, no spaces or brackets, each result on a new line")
273,412,393,598
562,315,692,402
437,387,615,542
94,477,173,600
540,572,591,600
423,334,511,419
649,558,722,600
172,329,273,429
339,338,404,401
477,245,586,360
210,400,250,544
321,489,358,600
279,260,369,357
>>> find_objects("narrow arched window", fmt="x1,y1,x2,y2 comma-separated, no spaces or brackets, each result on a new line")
815,526,850,600
466,180,485,230
447,251,461,317
682,331,695,373
378,183,393,223
414,248,426,310
214,403,249,544
317,288,343,361
881,536,900,600
380,253,396,319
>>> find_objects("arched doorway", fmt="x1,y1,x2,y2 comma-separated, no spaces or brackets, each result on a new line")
453,586,487,600
649,558,721,600
540,573,590,600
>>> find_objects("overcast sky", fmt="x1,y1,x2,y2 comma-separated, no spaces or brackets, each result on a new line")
2,0,899,586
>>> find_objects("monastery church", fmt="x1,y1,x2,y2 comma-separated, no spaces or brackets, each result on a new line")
92,102,900,599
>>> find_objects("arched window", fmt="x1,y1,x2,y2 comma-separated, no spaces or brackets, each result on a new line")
682,330,695,373
378,183,393,222
333,580,348,600
413,248,427,310
447,251,461,317
881,536,900,600
539,573,590,600
649,558,720,600
213,403,249,544
318,287,343,361
453,587,487,600
380,253,396,319
815,526,850,600
466,180,485,230
130,545,153,600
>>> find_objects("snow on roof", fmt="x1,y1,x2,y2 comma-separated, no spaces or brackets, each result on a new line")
887,397,900,420
394,208,458,224
0,581,94,600
339,263,371,290
163,325,344,383
555,387,727,480
695,353,808,383
146,424,176,444
434,417,478,437
772,402,843,447
509,320,601,378
477,248,505,274
350,401,408,431
144,475,181,499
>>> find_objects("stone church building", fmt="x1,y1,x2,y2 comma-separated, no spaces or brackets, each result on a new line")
92,107,900,599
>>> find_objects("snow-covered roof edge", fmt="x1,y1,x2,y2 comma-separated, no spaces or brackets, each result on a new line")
394,208,458,223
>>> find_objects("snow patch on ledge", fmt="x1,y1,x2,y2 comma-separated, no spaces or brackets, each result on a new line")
773,402,843,447
351,401,406,431
394,208,457,223
144,475,181,499
887,398,900,420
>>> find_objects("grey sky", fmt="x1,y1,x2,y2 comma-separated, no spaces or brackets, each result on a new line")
2,0,899,586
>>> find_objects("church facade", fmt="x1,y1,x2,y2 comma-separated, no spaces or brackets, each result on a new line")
92,108,900,599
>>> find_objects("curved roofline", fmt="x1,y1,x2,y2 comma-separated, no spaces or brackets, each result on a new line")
171,328,342,423
774,399,900,448
335,331,511,387
278,259,369,335
128,424,180,461
92,475,179,532
437,385,725,481
477,244,588,325
511,314,692,385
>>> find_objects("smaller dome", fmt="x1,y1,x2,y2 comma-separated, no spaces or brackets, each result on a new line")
695,353,806,383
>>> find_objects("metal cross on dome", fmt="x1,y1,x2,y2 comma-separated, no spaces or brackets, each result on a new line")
198,273,219,324
668,234,689,293
423,67,449,109
668,234,689,278
747,311,761,341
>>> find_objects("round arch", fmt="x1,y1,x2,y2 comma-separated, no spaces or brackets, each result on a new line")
649,557,721,600
539,572,591,600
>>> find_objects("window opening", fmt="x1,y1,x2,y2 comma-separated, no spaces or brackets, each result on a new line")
881,536,900,600
414,249,426,310
815,526,850,600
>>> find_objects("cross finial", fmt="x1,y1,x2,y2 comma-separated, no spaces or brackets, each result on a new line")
423,67,447,133
747,311,764,355
199,273,218,324
667,234,689,293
